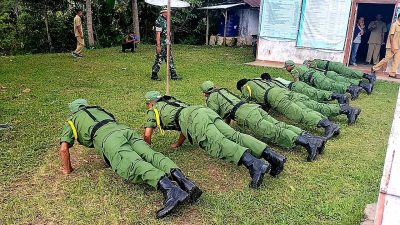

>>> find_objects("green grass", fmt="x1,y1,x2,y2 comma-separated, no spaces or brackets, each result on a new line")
0,45,399,225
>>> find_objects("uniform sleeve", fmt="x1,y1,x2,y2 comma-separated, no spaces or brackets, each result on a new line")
155,17,162,32
206,95,221,115
145,110,157,128
290,69,300,79
389,23,396,35
60,122,75,146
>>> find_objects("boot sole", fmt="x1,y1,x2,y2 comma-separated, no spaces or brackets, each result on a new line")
187,187,203,203
325,126,340,139
348,109,362,125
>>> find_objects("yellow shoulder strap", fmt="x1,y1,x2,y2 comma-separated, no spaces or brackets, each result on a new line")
246,85,252,98
153,108,165,136
67,120,78,141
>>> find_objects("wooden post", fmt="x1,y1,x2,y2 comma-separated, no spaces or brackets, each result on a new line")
206,9,209,45
166,0,171,95
223,9,227,46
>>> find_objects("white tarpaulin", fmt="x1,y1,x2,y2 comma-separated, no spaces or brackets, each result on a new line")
145,0,190,7
296,0,352,50
259,0,302,40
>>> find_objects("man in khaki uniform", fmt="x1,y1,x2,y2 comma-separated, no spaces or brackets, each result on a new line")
372,14,400,78
366,14,387,65
72,9,84,58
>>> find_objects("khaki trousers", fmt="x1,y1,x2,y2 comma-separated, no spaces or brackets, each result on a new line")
366,43,381,64
74,36,85,54
373,48,400,76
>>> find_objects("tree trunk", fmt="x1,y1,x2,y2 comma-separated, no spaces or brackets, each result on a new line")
86,0,95,46
43,6,53,52
131,0,140,40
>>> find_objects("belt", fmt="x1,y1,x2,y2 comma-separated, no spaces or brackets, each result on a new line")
229,101,246,119
324,61,330,71
174,107,185,131
288,82,294,90
90,119,115,141
307,71,315,85
263,87,273,109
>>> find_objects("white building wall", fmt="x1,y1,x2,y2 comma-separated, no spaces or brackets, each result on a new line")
257,37,345,63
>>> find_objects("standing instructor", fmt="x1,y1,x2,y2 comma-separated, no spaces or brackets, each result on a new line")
151,8,182,81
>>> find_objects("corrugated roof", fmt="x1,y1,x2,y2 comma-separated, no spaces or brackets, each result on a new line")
243,0,260,7
198,3,246,10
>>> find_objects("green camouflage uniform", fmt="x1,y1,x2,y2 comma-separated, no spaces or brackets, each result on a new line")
151,15,177,75
309,59,364,79
205,88,303,149
60,99,178,188
290,65,352,94
145,96,270,163
240,79,330,127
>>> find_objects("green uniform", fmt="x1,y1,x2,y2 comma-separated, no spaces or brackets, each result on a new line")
151,15,177,75
322,70,361,85
272,78,334,102
240,79,330,127
205,88,303,149
145,96,269,163
290,65,352,94
309,59,364,79
60,105,178,188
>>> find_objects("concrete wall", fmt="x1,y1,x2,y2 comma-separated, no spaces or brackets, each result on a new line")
256,37,345,63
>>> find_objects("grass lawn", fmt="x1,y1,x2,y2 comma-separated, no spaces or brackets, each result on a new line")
0,45,399,225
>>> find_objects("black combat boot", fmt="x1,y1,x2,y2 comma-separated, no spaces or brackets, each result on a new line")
171,73,182,80
339,104,361,125
346,85,362,100
171,169,203,203
239,151,270,189
302,132,327,154
317,118,340,139
331,93,349,104
295,134,324,162
359,81,373,95
151,72,161,81
363,73,376,84
261,148,286,177
156,176,189,219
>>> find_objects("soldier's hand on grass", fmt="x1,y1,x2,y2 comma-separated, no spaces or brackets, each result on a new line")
156,45,161,54
170,142,180,148
60,166,73,175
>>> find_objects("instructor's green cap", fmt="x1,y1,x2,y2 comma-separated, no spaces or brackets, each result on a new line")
69,99,88,113
145,91,161,102
284,60,295,68
201,81,215,93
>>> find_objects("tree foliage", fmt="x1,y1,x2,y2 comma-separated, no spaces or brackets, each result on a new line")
0,0,224,55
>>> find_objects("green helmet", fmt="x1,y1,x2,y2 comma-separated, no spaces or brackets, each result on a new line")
201,81,215,93
145,91,162,102
284,60,295,68
69,99,88,113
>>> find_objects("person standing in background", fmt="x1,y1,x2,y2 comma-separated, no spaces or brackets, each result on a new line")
72,9,84,58
365,14,387,65
350,17,365,66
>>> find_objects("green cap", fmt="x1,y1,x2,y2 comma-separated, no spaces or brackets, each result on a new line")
145,91,161,102
69,99,88,113
284,60,295,68
201,81,215,93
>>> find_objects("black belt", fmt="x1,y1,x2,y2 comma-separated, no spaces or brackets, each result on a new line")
229,101,246,119
324,61,330,71
174,107,185,131
288,82,294,90
307,71,315,85
90,119,115,141
263,88,272,109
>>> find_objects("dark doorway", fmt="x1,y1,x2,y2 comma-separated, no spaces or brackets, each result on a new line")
354,3,395,64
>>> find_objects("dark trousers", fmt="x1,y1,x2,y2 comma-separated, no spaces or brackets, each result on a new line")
122,42,137,52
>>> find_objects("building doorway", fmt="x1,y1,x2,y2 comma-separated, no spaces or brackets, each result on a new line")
353,3,395,65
